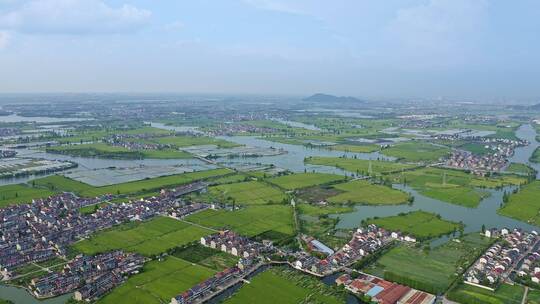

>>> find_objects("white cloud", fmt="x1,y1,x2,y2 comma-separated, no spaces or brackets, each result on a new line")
387,0,488,58
0,31,9,48
0,0,151,35
242,0,308,15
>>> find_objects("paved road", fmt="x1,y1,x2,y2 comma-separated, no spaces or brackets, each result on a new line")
522,286,529,304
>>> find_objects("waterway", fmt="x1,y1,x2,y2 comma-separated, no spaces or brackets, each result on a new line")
217,126,540,247
508,123,540,178
273,119,322,131
217,135,394,175
0,284,72,304
0,114,89,123
1,124,539,302
148,122,203,134
0,148,211,186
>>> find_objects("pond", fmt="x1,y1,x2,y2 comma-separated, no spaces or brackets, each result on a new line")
0,284,71,304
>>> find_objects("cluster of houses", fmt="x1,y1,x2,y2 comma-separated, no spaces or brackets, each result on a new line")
167,203,210,219
104,133,174,151
167,231,273,304
445,150,508,175
0,180,209,279
0,149,16,158
200,230,274,259
170,266,244,304
206,123,278,136
517,249,540,286
336,273,436,304
29,251,143,300
0,127,19,136
465,228,539,290
295,225,414,276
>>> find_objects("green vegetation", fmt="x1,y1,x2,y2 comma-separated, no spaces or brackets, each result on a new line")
499,181,540,225
57,126,170,144
461,143,493,155
97,257,215,304
46,142,191,159
365,233,493,294
224,267,344,304
209,181,287,205
73,217,212,256
185,205,294,239
531,147,540,163
506,162,536,176
447,283,527,304
327,144,380,153
0,184,55,208
297,203,353,249
33,174,92,193
381,141,451,162
171,243,239,271
365,211,461,239
37,168,232,197
267,172,345,190
305,156,416,175
327,180,410,205
153,135,239,148
297,204,353,217
390,167,525,207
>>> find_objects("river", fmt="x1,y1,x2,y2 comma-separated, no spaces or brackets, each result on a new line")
216,126,540,246
508,123,540,178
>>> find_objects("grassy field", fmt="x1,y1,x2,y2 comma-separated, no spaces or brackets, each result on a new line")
185,205,294,239
0,184,56,208
327,180,410,205
209,181,287,205
305,156,416,175
153,135,239,148
366,211,461,239
267,173,345,190
390,167,524,207
73,217,212,256
381,141,451,162
461,143,493,155
46,142,191,159
98,256,215,304
498,181,540,225
506,162,536,176
327,144,380,153
171,244,239,271
531,147,540,163
365,233,493,294
33,174,93,193
224,267,343,304
57,126,171,144
297,204,353,216
36,168,232,197
447,283,527,304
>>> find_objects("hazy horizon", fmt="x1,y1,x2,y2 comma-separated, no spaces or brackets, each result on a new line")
1,0,539,100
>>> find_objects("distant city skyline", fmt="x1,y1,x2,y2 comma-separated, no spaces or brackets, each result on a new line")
0,0,539,100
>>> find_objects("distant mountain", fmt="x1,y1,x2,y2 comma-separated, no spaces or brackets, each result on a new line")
303,93,364,103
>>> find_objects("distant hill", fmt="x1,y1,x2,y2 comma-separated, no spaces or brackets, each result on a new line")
303,93,364,103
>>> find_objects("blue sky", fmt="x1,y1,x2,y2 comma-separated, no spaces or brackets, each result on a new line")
0,0,539,100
